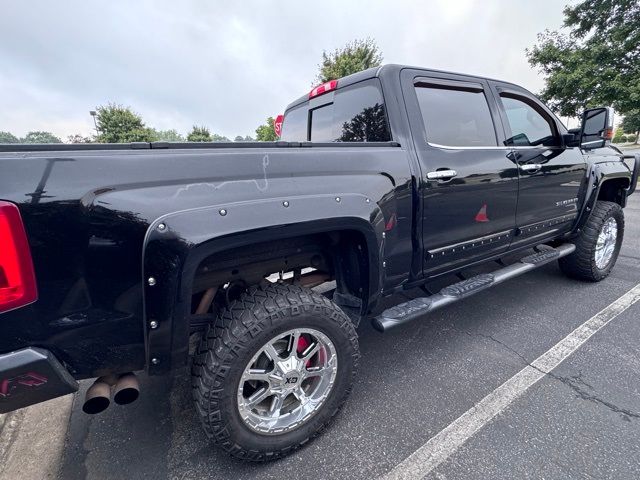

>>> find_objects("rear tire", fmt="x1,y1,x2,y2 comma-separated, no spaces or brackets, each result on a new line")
559,200,624,282
191,283,359,461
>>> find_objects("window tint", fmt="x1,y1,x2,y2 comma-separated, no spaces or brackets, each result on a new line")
415,85,497,147
281,79,391,142
500,95,558,147
280,104,307,141
310,103,333,141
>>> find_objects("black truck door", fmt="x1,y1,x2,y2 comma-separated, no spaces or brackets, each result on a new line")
490,83,586,248
401,70,519,276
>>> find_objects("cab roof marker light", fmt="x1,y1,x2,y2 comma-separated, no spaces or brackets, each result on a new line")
309,80,338,99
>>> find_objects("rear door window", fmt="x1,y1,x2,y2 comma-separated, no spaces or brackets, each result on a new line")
414,82,497,147
281,79,391,142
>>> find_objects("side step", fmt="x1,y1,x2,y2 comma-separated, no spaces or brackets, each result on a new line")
372,243,575,332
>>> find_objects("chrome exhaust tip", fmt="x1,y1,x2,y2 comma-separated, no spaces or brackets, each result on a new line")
82,375,117,414
113,373,140,405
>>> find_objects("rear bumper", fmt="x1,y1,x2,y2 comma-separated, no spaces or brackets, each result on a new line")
0,348,78,414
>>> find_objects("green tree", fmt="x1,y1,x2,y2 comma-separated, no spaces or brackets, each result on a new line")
316,38,383,84
621,111,640,143
95,103,157,143
211,133,230,142
187,125,212,142
67,134,94,143
0,131,19,143
527,0,640,117
255,117,278,141
22,131,62,143
234,135,245,142
153,129,184,142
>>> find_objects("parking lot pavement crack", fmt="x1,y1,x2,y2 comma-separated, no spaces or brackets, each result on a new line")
618,253,640,262
548,372,640,421
454,327,640,422
452,327,535,367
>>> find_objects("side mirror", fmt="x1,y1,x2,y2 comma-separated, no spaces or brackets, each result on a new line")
563,127,581,148
580,107,614,150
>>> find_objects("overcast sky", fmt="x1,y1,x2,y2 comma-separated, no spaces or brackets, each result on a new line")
0,0,571,140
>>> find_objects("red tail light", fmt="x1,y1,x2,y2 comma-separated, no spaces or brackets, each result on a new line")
309,80,338,99
0,201,37,313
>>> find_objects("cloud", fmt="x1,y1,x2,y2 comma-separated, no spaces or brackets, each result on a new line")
0,0,566,139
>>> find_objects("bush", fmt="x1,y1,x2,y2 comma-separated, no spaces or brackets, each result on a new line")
613,130,625,143
626,133,637,143
187,126,211,142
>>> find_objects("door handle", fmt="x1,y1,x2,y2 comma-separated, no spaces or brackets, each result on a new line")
426,169,457,180
519,163,542,172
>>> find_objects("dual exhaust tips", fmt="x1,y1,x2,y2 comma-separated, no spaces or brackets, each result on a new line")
82,373,140,414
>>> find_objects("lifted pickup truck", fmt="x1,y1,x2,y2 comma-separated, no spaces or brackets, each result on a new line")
1,64,638,460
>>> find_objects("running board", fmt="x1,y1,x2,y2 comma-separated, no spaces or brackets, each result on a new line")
372,243,575,332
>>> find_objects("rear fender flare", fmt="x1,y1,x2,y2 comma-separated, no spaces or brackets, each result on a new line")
141,193,384,374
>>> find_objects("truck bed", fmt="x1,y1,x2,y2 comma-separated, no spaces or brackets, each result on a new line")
0,140,412,379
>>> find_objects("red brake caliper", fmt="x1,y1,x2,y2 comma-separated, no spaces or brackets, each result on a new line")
297,335,313,368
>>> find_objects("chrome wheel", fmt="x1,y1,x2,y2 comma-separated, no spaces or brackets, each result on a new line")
237,328,338,435
595,217,618,269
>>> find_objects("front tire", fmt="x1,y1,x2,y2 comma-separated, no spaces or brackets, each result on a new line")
191,283,359,461
559,200,624,282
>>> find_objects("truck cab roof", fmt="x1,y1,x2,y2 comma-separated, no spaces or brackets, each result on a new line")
285,63,524,112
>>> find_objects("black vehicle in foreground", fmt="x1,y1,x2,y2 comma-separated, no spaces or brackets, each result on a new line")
1,64,638,460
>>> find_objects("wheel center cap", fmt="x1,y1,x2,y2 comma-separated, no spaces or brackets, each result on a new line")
277,357,303,388
282,372,301,388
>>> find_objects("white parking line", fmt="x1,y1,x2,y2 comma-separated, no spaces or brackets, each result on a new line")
382,283,640,480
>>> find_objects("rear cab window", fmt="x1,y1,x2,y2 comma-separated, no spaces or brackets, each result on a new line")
281,78,391,142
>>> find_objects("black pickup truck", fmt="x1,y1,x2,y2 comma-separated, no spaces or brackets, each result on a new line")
1,64,638,460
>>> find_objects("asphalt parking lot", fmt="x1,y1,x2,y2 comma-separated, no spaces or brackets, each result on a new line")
52,188,640,479
3,151,640,480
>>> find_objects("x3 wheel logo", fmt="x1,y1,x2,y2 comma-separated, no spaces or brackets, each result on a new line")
285,377,298,384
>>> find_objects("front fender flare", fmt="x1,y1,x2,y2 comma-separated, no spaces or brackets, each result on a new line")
573,160,632,234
